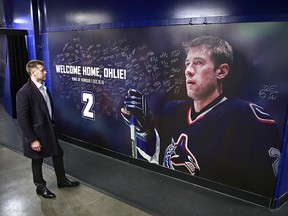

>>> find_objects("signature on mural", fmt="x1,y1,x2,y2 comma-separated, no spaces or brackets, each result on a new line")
54,37,184,120
259,85,278,100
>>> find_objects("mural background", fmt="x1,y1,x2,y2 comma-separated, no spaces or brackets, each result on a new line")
48,22,288,197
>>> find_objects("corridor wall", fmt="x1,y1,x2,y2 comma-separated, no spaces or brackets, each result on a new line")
2,0,288,208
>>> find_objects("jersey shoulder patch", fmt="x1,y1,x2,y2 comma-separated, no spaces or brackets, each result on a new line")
249,103,275,123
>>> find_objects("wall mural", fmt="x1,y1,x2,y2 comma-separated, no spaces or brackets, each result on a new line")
48,22,288,199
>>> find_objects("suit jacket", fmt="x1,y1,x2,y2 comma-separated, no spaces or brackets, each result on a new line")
16,78,58,159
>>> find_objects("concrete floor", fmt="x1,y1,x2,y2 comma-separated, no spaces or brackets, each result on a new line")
0,145,151,216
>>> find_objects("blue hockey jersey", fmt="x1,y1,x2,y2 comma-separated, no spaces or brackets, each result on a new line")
156,95,282,197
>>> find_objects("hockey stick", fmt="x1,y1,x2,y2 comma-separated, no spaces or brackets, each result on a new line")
130,115,137,158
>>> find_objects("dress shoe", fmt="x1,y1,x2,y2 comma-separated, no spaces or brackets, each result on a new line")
36,187,56,199
57,179,80,188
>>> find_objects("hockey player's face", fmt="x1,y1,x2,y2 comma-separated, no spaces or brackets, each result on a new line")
185,46,218,101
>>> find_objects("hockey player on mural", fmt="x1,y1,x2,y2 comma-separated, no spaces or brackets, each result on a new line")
121,35,282,197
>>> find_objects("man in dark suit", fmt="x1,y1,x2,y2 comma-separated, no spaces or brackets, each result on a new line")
16,60,79,199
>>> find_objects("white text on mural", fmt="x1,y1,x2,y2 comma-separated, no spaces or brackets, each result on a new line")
55,65,126,80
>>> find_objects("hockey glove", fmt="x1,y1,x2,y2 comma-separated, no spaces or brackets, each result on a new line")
121,89,154,142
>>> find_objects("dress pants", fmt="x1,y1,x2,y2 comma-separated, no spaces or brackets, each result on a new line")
32,143,66,188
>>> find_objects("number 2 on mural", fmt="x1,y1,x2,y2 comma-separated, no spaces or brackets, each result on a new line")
81,91,95,120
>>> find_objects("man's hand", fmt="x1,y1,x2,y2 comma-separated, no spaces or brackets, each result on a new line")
31,140,42,152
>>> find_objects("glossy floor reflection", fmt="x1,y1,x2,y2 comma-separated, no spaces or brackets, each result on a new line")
0,146,151,216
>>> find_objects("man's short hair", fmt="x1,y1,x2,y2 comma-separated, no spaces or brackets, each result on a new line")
26,60,44,76
184,35,233,69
